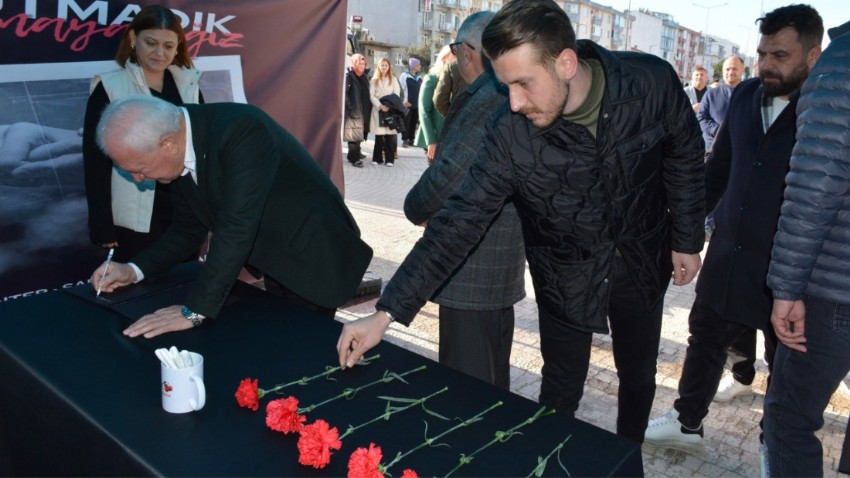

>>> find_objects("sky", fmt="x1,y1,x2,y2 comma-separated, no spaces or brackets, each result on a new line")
604,0,846,57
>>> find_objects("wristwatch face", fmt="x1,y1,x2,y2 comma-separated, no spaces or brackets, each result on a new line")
181,306,203,327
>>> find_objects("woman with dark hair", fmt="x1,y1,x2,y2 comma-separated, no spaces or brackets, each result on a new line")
83,5,203,262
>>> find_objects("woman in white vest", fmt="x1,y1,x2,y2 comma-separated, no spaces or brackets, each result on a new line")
83,5,202,262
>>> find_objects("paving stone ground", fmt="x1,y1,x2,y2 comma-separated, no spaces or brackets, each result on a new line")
336,138,849,477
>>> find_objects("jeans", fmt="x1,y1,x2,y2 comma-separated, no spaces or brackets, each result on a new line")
764,296,850,477
538,255,665,443
674,298,777,429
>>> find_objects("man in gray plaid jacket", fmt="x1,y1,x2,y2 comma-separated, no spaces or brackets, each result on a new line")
402,11,526,390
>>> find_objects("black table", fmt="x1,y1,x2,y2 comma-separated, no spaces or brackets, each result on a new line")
0,266,642,477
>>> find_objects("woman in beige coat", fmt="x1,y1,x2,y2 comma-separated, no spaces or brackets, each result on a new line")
369,57,401,166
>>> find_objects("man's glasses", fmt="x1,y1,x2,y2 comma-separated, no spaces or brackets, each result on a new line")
449,41,475,56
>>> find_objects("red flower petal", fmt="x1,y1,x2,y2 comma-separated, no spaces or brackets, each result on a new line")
297,419,342,469
235,378,260,411
265,397,306,434
347,442,384,478
401,469,418,478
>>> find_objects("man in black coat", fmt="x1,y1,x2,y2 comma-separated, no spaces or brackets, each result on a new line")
338,0,705,444
645,4,823,454
343,53,371,167
91,96,373,338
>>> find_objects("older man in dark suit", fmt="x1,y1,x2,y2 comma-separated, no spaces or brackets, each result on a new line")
91,96,372,338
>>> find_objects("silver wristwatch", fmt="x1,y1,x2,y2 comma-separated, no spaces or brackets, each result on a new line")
181,306,205,327
383,310,395,323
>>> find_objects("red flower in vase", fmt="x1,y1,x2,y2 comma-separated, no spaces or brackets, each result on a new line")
235,378,260,411
297,419,342,469
347,442,384,478
265,396,306,434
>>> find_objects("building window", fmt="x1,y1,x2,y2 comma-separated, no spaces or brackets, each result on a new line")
395,52,404,66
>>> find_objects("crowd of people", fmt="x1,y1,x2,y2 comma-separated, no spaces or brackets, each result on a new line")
81,1,849,476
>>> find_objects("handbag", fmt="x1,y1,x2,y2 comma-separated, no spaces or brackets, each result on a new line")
378,110,399,131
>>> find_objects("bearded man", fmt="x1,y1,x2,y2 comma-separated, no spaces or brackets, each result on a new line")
337,0,705,444
644,4,824,460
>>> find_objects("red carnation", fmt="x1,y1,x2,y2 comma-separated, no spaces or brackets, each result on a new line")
297,419,342,469
265,396,306,434
347,442,384,478
401,469,418,478
235,378,261,411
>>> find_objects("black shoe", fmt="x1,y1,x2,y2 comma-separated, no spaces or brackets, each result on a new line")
350,160,364,168
359,153,366,159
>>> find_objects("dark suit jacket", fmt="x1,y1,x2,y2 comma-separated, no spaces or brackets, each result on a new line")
132,103,373,317
697,78,799,329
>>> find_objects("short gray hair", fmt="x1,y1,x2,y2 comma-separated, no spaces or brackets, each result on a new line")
96,95,182,157
457,11,495,50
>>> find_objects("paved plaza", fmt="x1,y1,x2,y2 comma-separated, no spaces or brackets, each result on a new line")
336,138,849,477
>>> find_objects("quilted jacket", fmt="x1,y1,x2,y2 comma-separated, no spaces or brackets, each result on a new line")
378,40,705,332
767,29,850,305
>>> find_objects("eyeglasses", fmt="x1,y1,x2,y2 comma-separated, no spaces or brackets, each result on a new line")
449,41,475,56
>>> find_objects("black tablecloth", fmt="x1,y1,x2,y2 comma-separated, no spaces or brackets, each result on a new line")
0,265,642,477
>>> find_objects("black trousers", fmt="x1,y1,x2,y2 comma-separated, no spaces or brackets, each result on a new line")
263,276,336,319
538,255,666,443
728,327,758,385
346,141,362,163
373,134,396,164
438,305,515,390
402,107,418,142
674,297,777,429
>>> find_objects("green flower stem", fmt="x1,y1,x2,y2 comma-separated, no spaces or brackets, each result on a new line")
259,354,380,398
527,434,572,478
338,387,449,440
444,406,556,477
383,401,504,473
299,365,427,414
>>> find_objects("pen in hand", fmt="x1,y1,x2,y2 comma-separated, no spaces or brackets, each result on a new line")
96,248,114,298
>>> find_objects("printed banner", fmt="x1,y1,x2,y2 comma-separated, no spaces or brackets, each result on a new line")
0,0,347,301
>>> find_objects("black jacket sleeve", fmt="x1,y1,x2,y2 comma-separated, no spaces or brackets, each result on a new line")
82,82,116,246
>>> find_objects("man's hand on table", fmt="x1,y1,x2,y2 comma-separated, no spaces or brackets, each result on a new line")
91,262,136,293
123,305,194,338
337,311,393,368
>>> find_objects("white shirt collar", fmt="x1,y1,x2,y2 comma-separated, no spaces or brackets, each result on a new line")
180,107,198,183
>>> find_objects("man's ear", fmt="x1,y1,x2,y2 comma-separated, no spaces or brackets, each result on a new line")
556,48,579,80
806,45,822,70
160,135,180,158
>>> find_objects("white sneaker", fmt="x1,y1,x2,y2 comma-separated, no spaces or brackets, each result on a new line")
713,371,754,402
644,409,704,450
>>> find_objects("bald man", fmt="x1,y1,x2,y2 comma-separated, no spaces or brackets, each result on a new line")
697,55,744,152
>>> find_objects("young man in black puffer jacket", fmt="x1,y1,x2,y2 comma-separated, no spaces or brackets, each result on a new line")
337,0,705,444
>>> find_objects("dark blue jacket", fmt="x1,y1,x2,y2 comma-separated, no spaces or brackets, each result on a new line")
767,30,850,305
698,78,799,329
697,82,734,151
